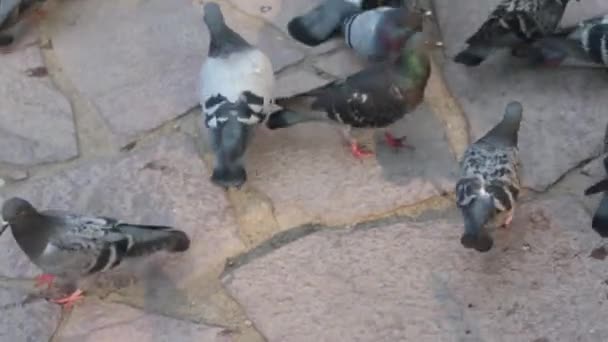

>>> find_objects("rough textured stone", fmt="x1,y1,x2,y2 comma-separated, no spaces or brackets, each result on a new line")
435,0,608,191
0,134,244,309
313,48,368,78
0,289,61,342
0,45,77,165
58,300,233,342
50,0,304,144
224,195,608,342
246,103,457,228
274,68,333,99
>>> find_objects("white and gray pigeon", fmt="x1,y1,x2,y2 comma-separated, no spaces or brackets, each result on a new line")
199,2,274,188
0,0,45,50
454,0,575,67
266,32,431,159
287,0,404,47
521,14,608,68
0,197,190,307
456,101,523,252
342,6,433,61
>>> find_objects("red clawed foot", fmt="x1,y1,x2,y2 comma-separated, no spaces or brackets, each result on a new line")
35,274,55,289
384,132,415,150
350,142,374,159
51,289,84,308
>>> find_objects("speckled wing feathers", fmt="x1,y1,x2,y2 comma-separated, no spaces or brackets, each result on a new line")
467,0,568,45
457,142,521,212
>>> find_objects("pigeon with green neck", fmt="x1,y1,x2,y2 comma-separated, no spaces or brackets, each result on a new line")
267,32,433,158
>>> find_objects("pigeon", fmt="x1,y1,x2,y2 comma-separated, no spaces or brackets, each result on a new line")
287,0,363,47
521,14,608,68
342,6,436,61
456,101,523,252
199,2,274,188
0,0,46,53
287,0,405,47
454,0,575,67
266,31,432,158
585,156,608,237
0,197,190,307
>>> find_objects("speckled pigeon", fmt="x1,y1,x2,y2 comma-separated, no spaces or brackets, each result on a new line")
342,6,435,61
266,32,432,159
454,0,575,67
0,197,190,307
0,0,46,51
585,156,608,237
522,14,608,68
287,0,405,47
199,2,274,188
456,101,523,252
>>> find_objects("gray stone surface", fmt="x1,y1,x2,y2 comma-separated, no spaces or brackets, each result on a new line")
435,0,608,191
0,134,244,308
224,195,608,342
0,45,77,165
0,289,61,342
313,48,368,78
57,300,233,342
246,103,457,228
49,0,304,145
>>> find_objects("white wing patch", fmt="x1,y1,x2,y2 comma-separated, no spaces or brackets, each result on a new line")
199,49,275,123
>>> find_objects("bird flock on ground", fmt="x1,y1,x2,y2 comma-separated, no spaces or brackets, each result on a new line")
0,0,607,309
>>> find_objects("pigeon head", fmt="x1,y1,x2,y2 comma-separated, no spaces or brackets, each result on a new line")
460,196,495,253
2,197,37,226
203,2,225,32
208,101,255,188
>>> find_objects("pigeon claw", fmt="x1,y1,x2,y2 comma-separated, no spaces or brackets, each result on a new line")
350,142,374,159
384,132,415,150
35,274,55,289
51,289,84,308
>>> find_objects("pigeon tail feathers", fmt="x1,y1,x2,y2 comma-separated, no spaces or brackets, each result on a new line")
266,109,317,129
118,224,190,256
592,195,608,237
287,0,361,46
585,179,608,196
480,101,523,147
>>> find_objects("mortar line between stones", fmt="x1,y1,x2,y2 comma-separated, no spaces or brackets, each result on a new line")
528,153,603,194
221,194,456,277
48,306,74,342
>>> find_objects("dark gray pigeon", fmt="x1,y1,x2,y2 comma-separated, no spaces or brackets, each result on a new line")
199,2,274,188
287,0,404,47
0,197,190,307
521,14,608,68
454,0,575,67
266,32,432,159
0,0,46,51
585,156,608,238
342,6,434,61
456,101,523,252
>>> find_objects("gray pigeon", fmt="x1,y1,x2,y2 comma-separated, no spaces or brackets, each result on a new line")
0,0,46,50
585,156,608,237
522,14,608,68
454,0,575,67
0,197,190,306
456,101,523,252
287,0,405,47
199,2,274,188
342,6,433,61
266,32,432,159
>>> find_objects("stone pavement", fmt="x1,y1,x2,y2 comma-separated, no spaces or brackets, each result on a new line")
0,0,607,341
